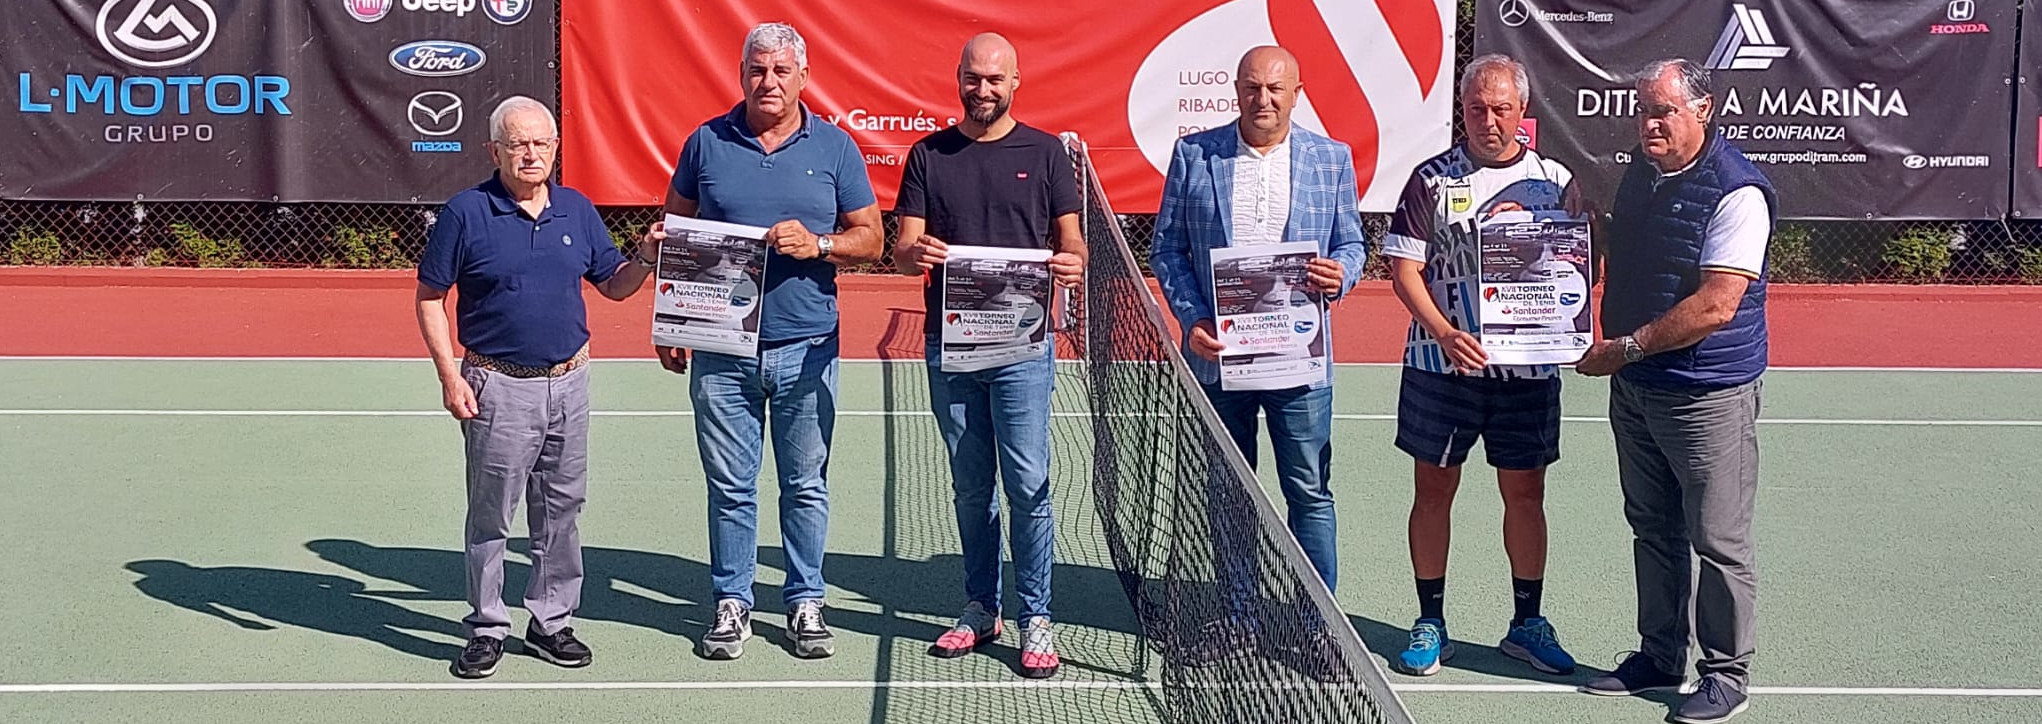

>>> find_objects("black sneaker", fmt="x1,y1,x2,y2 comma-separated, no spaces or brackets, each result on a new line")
524,624,592,668
788,599,835,659
1673,676,1750,724
1579,651,1684,696
1172,618,1257,668
450,636,503,679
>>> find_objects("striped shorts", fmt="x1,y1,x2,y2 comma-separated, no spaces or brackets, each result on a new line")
1394,366,1561,470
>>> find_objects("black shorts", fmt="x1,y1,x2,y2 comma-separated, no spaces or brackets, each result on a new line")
1394,367,1561,470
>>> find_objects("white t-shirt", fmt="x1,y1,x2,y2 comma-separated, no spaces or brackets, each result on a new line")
1383,146,1575,380
1230,135,1292,246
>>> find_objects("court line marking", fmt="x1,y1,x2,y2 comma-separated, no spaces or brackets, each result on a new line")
1,681,2038,696
2,356,2038,373
2,410,2037,427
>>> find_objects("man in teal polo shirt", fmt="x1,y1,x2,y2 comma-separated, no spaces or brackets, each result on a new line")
655,22,885,661
416,96,661,679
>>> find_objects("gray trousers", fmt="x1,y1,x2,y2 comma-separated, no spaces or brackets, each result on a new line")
1609,375,1760,687
459,362,590,640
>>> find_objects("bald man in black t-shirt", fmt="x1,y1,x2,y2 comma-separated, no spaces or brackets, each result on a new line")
891,32,1086,680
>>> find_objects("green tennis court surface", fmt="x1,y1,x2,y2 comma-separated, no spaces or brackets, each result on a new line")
3,359,2039,723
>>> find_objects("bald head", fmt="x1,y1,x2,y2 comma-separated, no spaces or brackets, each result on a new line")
1237,46,1299,85
960,32,1018,76
957,33,1021,129
1234,45,1301,144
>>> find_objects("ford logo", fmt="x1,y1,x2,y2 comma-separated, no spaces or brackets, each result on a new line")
390,40,486,77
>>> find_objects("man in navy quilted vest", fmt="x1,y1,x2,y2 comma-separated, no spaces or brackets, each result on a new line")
1574,59,1772,724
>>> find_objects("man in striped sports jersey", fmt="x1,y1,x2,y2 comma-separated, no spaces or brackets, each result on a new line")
1381,54,1581,678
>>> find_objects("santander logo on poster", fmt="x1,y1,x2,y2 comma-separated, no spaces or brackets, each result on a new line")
1128,0,1453,211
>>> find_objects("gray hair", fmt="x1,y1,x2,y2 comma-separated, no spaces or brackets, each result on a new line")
488,96,556,142
742,22,807,69
1634,58,1713,108
1459,53,1529,105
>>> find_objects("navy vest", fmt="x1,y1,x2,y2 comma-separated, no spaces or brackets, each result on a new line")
1602,134,1775,389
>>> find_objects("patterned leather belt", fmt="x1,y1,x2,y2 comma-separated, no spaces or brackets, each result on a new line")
464,344,591,379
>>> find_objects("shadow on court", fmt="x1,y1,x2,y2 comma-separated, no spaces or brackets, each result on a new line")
123,539,1144,676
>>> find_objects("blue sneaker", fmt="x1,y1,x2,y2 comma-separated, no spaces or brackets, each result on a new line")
1500,617,1576,675
1394,618,1454,676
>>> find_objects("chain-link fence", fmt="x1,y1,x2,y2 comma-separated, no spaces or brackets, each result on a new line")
5,1,2040,283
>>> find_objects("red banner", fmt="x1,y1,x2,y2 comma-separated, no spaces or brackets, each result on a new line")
561,0,1452,213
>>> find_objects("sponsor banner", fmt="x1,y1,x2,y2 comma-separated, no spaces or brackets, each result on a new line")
2017,2,2042,217
1210,241,1326,391
652,214,769,358
1,0,555,202
1478,0,2017,219
560,0,1454,213
940,245,1053,373
1477,210,1591,365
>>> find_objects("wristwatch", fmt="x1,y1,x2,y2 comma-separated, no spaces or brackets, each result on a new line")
633,248,657,269
816,234,834,259
1619,335,1644,363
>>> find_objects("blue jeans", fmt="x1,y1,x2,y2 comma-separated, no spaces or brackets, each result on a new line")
691,333,839,608
1201,383,1338,592
926,339,1057,620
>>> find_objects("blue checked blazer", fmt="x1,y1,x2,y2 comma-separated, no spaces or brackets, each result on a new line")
1149,123,1370,388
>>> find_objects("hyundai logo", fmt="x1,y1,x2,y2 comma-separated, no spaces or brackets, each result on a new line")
389,41,487,78
97,0,217,69
1902,154,1928,169
407,91,462,137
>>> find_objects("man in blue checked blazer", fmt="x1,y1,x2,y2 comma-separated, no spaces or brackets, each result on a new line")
1151,45,1368,604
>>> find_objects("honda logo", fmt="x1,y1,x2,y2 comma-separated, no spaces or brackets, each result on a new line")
408,91,463,137
1947,0,1974,22
1705,3,1790,71
96,0,217,69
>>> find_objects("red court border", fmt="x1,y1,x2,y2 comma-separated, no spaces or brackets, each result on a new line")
3,268,2038,368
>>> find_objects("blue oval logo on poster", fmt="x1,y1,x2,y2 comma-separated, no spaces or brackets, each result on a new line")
1559,293,1582,305
1294,319,1316,334
390,41,487,78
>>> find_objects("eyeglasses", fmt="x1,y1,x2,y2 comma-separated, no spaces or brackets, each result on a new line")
495,137,558,154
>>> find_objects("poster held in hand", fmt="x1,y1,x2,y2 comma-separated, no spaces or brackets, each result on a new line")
1477,210,1593,365
651,214,770,357
941,246,1054,373
1210,241,1328,391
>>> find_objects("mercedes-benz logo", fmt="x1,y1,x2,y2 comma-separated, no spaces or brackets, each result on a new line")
408,91,464,137
97,0,217,69
1902,154,1928,169
1498,0,1532,28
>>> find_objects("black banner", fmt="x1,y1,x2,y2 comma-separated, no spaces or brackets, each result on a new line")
1,0,554,202
2017,2,2042,218
1477,0,2018,220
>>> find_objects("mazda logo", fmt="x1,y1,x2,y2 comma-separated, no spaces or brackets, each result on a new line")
1498,0,1532,28
97,0,217,68
408,91,463,137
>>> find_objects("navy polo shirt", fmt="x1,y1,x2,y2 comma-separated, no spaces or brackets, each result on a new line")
418,174,626,368
671,103,876,343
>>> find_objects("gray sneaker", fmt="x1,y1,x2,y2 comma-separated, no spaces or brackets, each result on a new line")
700,599,751,660
788,599,835,659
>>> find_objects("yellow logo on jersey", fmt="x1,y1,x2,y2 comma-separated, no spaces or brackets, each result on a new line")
1447,185,1472,214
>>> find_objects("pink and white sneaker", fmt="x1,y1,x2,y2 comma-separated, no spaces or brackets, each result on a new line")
1020,616,1060,679
928,602,1001,658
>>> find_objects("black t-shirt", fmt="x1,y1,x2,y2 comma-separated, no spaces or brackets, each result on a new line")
895,123,1083,334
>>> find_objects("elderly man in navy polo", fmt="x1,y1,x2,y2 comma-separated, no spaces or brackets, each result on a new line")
415,96,661,680
1576,59,1773,724
655,22,885,662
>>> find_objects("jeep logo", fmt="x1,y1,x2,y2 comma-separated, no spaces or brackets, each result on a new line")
389,41,486,78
